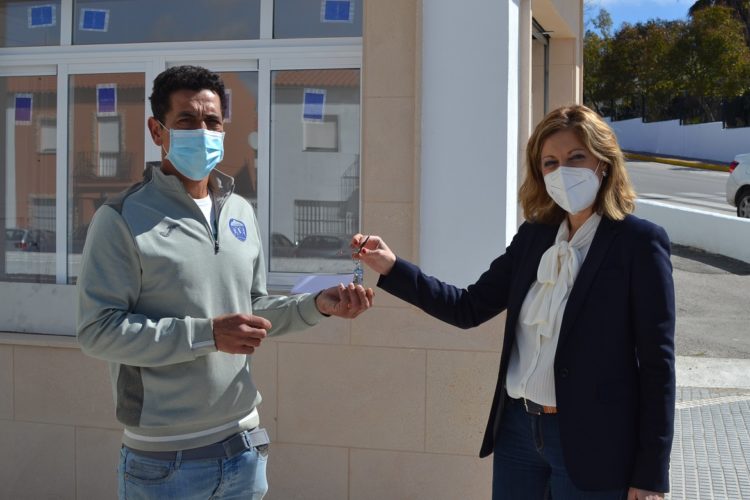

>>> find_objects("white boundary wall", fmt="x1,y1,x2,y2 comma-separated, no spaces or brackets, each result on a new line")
606,117,750,163
635,200,750,264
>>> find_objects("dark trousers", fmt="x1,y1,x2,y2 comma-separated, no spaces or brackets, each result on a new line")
492,397,628,500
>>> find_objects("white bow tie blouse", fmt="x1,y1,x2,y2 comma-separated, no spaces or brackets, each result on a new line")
505,213,602,406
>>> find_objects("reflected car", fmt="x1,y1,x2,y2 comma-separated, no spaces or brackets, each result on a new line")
4,228,55,252
271,232,297,257
726,153,750,218
294,234,352,259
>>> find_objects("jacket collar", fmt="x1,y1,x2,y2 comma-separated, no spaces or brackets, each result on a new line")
145,164,235,205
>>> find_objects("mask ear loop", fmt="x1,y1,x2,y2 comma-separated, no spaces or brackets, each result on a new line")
157,120,171,156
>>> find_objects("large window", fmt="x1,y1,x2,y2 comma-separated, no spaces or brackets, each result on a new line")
270,69,360,273
67,72,145,282
1,1,62,47
274,0,362,39
72,0,261,44
1,75,57,283
0,1,362,334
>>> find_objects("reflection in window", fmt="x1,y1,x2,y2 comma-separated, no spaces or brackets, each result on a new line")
0,1,61,47
1,76,57,283
68,73,145,283
274,0,362,39
270,69,360,273
214,71,259,205
73,0,260,44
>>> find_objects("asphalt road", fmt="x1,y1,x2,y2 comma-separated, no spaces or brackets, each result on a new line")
672,245,750,359
627,161,735,215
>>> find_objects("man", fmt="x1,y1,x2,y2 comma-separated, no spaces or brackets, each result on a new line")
77,65,373,499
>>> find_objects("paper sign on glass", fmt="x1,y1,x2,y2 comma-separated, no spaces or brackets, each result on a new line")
15,94,33,125
321,0,354,23
28,5,56,28
97,84,117,116
80,8,109,31
291,274,352,294
303,88,326,122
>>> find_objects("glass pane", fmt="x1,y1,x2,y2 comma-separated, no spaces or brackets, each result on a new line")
215,71,258,207
274,0,362,39
0,75,57,283
68,73,145,283
270,69,360,274
73,0,259,44
0,1,61,47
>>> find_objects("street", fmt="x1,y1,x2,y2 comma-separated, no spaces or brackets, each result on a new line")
627,161,734,215
623,160,749,357
671,245,750,359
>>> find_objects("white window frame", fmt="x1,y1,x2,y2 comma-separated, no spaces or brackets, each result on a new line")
0,4,362,336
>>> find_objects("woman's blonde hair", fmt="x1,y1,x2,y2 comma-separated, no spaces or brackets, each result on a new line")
519,104,636,224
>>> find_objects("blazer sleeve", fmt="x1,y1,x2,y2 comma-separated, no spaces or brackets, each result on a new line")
377,223,530,329
629,223,676,492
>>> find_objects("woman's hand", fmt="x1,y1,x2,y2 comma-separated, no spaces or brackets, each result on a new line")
351,233,397,276
627,487,663,500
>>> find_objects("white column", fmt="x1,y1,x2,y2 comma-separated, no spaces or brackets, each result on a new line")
420,0,519,286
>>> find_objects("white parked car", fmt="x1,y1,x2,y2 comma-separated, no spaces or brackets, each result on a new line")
726,153,750,218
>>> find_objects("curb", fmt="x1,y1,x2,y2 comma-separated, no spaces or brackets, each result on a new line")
676,356,750,389
625,152,729,173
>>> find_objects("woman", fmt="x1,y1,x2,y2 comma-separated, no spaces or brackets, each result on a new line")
353,105,675,500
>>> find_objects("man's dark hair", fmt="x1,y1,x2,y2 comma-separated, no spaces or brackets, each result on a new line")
149,65,227,123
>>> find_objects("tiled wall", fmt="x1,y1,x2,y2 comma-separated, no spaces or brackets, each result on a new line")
0,339,122,499
0,1,552,499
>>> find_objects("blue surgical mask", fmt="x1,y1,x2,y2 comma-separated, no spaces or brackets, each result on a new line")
160,122,225,181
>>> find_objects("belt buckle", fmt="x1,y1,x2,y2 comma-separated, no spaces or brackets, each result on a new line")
523,398,542,415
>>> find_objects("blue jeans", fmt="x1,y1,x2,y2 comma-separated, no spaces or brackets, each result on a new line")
118,445,268,499
492,398,628,500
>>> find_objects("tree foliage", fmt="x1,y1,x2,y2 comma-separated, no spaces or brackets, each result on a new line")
690,0,750,47
584,4,750,123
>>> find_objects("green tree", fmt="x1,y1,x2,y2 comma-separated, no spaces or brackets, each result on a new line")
596,19,684,119
583,8,614,113
690,0,750,47
675,6,750,120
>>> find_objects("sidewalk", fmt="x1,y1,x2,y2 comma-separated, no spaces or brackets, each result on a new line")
669,357,750,499
667,244,750,499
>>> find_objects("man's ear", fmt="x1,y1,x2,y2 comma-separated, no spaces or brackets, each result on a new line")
147,117,164,146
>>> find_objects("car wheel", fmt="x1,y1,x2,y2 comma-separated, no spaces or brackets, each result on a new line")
738,190,750,218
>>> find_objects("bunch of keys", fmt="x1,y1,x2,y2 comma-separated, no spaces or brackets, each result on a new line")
352,235,369,285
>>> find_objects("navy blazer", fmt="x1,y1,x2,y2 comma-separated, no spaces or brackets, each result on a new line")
378,214,676,492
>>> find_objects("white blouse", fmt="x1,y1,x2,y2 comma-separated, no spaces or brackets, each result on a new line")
505,213,602,406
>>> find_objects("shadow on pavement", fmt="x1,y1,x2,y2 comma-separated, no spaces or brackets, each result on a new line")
671,244,750,276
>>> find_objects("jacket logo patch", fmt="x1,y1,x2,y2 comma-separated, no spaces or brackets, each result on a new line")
229,219,247,242
159,223,180,237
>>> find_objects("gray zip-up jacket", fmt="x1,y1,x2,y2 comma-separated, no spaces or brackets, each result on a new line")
77,165,325,451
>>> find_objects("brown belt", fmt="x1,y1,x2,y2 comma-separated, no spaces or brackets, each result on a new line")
513,397,558,415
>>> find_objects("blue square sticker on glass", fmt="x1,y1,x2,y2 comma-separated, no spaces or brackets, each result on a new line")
15,94,33,125
28,5,56,28
97,84,117,115
303,89,326,122
321,0,354,23
80,8,109,31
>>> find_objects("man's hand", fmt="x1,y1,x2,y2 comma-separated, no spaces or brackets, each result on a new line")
315,283,374,318
627,487,664,500
212,313,272,355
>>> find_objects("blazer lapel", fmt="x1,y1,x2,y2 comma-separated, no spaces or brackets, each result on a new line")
507,224,557,325
557,216,621,350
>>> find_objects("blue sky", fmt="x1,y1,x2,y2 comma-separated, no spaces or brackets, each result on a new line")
586,0,695,29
